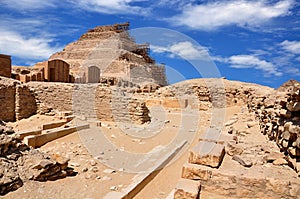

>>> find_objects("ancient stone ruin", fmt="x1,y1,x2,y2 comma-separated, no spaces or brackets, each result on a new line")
0,23,299,198
0,54,11,78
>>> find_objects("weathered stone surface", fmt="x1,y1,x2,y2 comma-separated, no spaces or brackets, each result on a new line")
182,163,212,181
272,158,288,165
0,122,75,195
232,155,253,167
188,142,225,168
174,178,201,199
0,78,18,122
247,79,300,173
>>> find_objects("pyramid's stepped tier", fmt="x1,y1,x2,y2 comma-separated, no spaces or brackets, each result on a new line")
49,23,167,86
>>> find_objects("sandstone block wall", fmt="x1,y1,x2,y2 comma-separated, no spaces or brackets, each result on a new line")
26,82,74,114
15,85,37,120
0,54,11,78
95,86,150,124
0,77,16,121
25,82,150,124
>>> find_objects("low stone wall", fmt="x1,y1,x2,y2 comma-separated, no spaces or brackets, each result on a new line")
25,82,150,124
138,78,274,111
248,83,300,173
26,82,74,114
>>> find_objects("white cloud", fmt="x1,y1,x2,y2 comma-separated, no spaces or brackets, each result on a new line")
228,55,282,76
157,0,195,9
280,40,300,54
0,30,62,61
1,0,57,10
70,0,149,15
169,0,294,30
151,41,210,60
285,67,300,76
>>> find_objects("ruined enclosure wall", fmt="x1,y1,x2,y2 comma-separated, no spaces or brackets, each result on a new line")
95,86,150,124
25,82,150,124
0,78,16,121
145,79,274,111
26,82,74,114
248,85,300,172
0,54,11,78
15,85,37,120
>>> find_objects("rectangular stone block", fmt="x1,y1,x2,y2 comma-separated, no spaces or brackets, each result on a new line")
188,141,225,168
18,129,42,139
24,135,37,148
182,163,212,181
24,124,89,148
174,178,201,199
42,121,68,130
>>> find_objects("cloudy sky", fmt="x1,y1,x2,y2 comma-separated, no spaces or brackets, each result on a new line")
0,0,299,87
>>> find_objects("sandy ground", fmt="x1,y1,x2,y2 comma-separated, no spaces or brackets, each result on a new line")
7,115,62,132
4,105,294,199
4,106,210,198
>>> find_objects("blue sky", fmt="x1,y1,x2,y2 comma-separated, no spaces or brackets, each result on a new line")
0,0,299,88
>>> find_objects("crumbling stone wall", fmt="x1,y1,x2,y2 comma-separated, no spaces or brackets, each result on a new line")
15,85,37,120
0,77,16,122
248,82,300,173
142,78,274,111
95,86,150,124
26,82,74,114
25,82,150,124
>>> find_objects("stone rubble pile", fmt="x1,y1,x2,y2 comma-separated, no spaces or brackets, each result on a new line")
0,121,75,195
247,80,300,174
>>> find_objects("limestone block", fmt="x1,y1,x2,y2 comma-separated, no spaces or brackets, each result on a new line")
188,142,225,168
42,121,68,130
182,163,212,181
174,178,201,199
18,129,42,139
